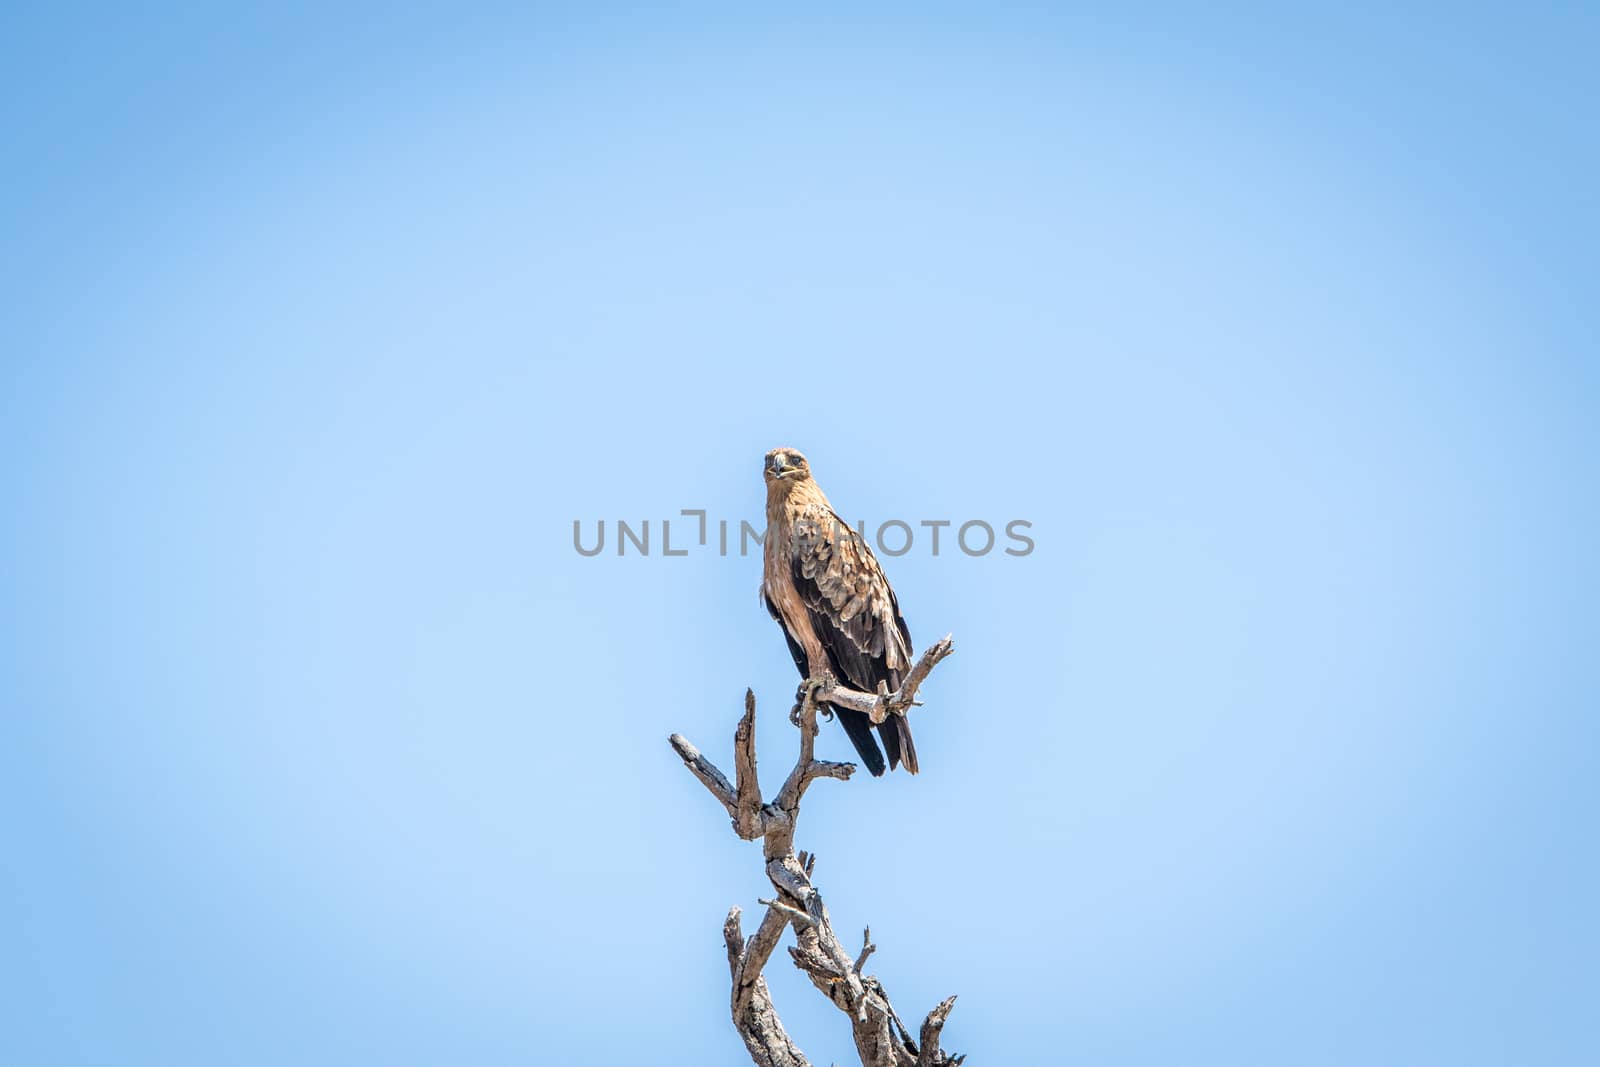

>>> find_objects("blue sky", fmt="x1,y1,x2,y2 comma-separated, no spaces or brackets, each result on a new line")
2,5,1596,1065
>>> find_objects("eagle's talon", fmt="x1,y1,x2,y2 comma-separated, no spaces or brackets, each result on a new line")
791,673,836,725
796,672,834,705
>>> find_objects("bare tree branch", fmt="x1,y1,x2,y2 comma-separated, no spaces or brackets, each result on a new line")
668,734,737,818
917,996,960,1067
856,926,876,974
730,904,792,1019
758,898,818,928
669,639,962,1066
811,634,956,725
733,689,765,839
723,906,810,1067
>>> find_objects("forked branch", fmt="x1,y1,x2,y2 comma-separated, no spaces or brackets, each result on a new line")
668,639,962,1067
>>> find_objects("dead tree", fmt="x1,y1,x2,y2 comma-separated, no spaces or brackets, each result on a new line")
669,636,962,1067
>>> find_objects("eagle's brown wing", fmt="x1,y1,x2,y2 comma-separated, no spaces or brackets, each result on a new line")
790,502,918,773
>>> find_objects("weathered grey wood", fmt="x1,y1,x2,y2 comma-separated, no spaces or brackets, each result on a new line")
667,733,737,819
733,690,765,839
669,640,963,1067
812,634,956,725
917,997,962,1067
724,906,811,1067
855,926,876,974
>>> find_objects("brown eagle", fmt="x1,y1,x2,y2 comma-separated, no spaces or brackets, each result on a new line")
762,447,917,776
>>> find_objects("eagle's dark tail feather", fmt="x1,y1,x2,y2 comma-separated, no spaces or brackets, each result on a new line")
878,714,919,775
835,705,887,777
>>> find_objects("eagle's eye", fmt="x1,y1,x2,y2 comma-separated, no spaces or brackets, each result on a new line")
765,450,806,475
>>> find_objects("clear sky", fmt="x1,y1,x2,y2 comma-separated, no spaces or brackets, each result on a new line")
2,4,1596,1065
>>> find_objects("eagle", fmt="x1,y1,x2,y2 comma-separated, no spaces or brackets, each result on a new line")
762,447,918,776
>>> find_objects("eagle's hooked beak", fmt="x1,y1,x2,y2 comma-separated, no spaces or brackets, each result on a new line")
768,455,793,477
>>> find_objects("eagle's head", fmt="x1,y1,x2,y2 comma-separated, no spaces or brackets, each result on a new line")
763,447,811,484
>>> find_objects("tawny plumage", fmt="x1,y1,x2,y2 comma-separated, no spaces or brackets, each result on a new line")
761,447,918,776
